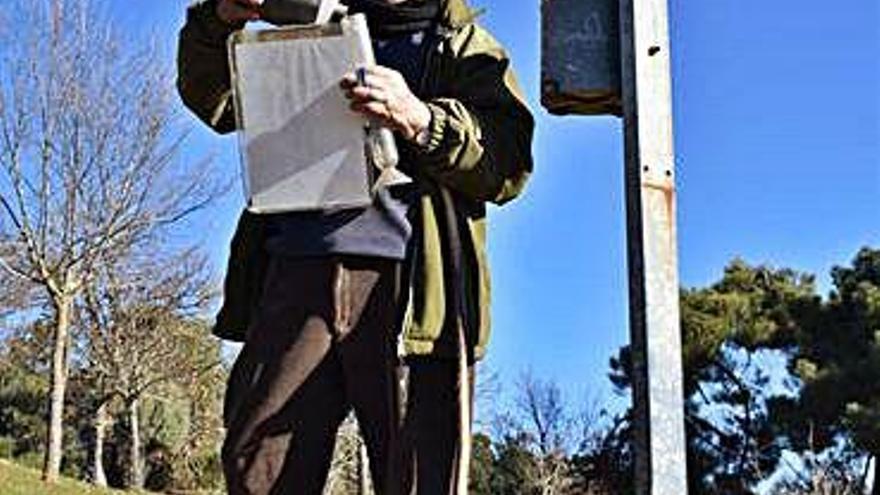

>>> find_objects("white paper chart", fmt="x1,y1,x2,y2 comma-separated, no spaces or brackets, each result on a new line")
229,15,374,213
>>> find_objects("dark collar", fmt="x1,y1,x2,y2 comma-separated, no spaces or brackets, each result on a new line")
344,0,440,38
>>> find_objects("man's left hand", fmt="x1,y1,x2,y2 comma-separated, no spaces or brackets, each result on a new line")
341,66,431,144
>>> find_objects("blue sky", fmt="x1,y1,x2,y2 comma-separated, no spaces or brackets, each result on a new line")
124,0,879,414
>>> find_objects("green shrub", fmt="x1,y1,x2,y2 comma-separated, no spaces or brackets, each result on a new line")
15,451,43,470
194,452,224,490
0,436,13,458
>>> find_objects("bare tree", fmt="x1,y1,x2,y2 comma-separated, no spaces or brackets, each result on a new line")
0,0,221,482
473,363,502,431
493,372,577,495
80,249,219,488
162,351,226,492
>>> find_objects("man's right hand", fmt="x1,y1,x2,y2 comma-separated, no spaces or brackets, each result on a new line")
216,0,263,24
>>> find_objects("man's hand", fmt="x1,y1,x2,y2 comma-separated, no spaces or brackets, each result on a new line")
216,0,263,24
341,66,432,144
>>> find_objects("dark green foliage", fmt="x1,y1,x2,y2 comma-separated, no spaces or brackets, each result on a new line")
0,366,46,457
676,260,823,493
468,252,870,494
467,415,635,494
569,414,634,495
0,323,51,459
469,433,495,494
490,433,542,494
609,250,880,493
769,247,880,490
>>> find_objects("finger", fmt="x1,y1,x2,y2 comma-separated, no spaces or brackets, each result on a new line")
366,65,399,79
342,86,364,101
343,89,367,103
351,101,394,122
346,85,384,102
364,73,398,92
341,65,386,88
340,75,359,90
341,68,365,88
363,66,407,90
340,72,368,90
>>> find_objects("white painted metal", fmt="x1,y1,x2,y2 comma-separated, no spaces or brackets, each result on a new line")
619,0,689,491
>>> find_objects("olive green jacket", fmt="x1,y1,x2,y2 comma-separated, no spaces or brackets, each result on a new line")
177,0,534,360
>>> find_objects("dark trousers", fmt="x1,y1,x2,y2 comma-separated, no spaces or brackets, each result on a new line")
401,358,474,495
221,256,403,495
221,255,473,495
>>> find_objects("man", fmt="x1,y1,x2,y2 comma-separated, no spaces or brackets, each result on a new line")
177,0,533,493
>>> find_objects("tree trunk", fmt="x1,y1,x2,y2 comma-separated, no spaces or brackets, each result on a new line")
359,441,370,495
129,398,143,489
42,295,72,483
92,402,109,487
872,454,879,495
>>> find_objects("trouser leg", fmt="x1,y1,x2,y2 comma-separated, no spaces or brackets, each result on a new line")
222,258,348,495
402,358,475,495
222,256,403,495
222,324,347,494
335,257,403,495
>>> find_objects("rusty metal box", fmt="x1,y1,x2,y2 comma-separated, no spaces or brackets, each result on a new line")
541,0,621,116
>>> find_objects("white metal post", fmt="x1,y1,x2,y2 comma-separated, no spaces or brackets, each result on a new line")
619,0,689,492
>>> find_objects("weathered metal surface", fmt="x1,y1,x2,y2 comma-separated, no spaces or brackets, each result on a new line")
619,0,689,491
540,0,621,115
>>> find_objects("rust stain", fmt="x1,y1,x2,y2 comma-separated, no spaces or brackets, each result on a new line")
642,178,677,237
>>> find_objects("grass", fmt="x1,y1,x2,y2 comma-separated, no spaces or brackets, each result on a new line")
0,459,131,495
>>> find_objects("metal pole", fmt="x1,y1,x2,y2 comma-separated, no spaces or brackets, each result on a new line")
618,0,689,492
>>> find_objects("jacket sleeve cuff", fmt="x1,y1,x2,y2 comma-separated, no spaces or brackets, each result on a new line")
422,102,448,154
188,0,244,45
